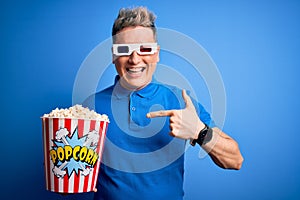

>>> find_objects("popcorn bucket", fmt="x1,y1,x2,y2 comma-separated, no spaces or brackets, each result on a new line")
41,117,108,193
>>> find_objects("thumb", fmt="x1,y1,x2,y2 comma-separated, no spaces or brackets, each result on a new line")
182,89,194,109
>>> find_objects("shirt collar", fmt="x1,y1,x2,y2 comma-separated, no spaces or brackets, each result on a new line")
112,76,159,99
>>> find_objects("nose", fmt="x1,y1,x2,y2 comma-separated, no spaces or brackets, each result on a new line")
128,51,142,64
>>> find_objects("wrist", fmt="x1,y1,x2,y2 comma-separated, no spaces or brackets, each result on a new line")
193,122,205,140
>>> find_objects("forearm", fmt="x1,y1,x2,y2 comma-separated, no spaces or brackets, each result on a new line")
201,127,244,170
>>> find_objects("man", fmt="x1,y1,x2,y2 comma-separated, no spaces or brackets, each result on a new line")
84,6,243,200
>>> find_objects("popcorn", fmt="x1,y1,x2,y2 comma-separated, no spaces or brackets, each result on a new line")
43,104,109,122
41,104,109,193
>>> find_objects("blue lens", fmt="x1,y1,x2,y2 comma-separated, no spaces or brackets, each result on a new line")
117,46,129,53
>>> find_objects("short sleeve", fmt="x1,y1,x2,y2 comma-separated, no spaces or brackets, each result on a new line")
197,102,216,128
187,91,216,128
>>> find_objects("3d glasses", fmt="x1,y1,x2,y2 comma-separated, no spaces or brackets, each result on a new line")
112,43,158,56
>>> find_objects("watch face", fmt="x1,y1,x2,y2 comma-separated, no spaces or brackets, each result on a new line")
203,128,213,145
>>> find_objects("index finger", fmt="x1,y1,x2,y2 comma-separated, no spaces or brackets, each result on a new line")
146,110,175,118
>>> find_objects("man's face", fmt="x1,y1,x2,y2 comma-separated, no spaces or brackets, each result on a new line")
113,26,160,90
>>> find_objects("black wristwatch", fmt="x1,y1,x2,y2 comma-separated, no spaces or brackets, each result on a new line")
190,123,213,146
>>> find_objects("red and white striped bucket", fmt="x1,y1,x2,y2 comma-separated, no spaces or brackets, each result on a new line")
41,117,108,193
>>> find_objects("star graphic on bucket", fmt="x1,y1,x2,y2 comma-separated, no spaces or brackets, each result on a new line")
50,127,100,178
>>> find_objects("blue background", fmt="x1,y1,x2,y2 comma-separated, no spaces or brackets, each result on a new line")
1,0,300,199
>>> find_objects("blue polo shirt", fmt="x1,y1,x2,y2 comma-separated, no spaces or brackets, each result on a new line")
84,76,214,200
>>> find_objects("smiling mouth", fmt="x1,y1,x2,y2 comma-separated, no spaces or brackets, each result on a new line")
126,67,146,74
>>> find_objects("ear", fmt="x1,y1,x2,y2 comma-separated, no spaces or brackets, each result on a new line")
111,47,115,64
155,45,160,63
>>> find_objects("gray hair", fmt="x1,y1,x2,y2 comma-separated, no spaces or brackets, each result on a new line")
112,6,157,42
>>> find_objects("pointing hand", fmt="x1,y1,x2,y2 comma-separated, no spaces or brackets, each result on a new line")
147,90,205,140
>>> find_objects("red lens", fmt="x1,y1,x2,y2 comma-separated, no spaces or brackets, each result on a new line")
140,45,152,53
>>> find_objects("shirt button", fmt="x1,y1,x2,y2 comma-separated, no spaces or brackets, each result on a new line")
131,107,136,111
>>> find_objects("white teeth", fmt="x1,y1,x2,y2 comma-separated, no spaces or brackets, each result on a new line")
127,67,145,73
